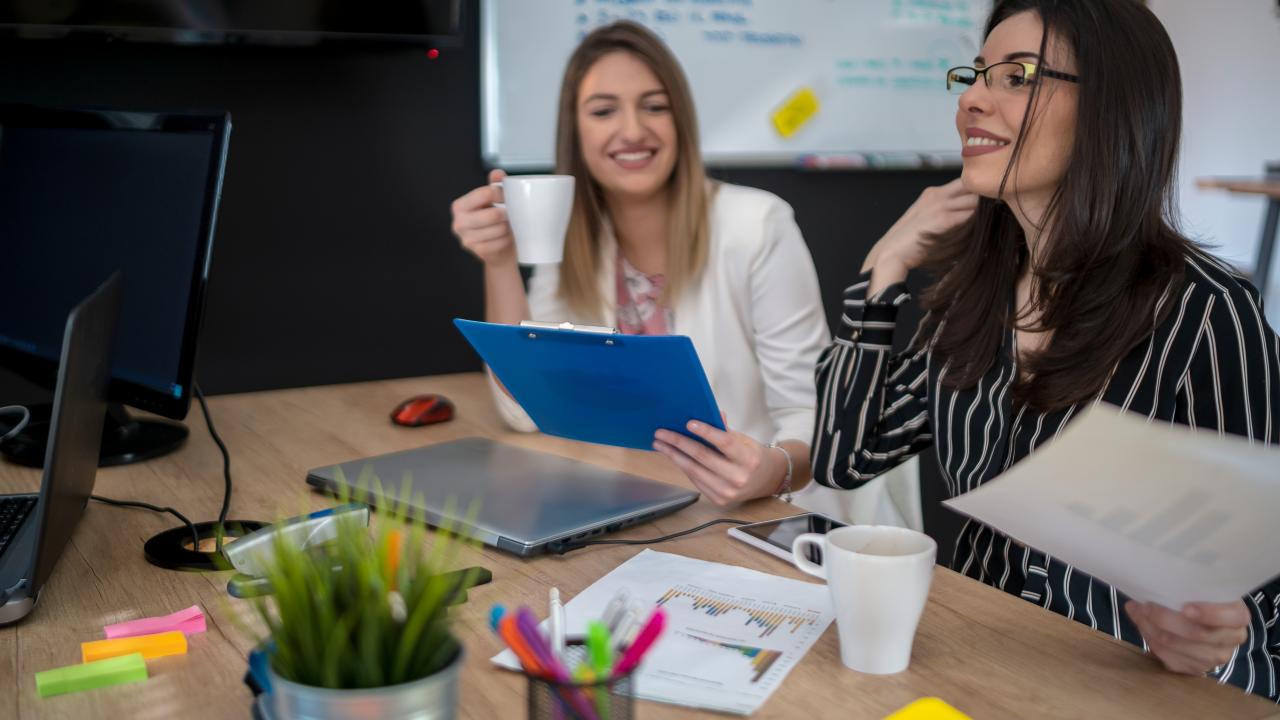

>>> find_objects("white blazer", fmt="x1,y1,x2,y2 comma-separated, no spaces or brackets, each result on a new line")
488,182,920,527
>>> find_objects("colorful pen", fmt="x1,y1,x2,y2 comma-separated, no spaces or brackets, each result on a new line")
515,607,563,674
500,611,593,720
612,608,665,676
610,605,641,653
515,607,600,720
586,620,613,677
601,589,630,632
549,587,567,659
584,621,613,720
498,614,545,676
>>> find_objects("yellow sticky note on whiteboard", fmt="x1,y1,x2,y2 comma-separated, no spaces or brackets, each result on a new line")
771,86,820,138
883,697,972,720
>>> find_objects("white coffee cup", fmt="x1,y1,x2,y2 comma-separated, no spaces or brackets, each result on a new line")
792,525,936,675
491,174,574,265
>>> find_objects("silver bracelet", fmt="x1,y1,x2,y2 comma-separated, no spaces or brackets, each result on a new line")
767,442,794,503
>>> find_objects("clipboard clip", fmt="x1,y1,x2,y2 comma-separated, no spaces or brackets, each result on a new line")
519,320,618,336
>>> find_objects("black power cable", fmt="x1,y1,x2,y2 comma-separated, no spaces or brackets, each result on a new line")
90,494,200,549
193,383,232,553
89,381,233,554
2,403,205,548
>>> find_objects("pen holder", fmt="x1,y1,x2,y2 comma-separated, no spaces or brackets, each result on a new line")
525,641,635,720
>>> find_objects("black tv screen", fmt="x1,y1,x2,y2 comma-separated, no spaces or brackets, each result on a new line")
0,0,461,45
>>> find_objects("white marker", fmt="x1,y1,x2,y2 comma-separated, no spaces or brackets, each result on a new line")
549,587,566,659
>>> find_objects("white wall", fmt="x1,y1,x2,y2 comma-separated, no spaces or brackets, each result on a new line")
1148,0,1280,323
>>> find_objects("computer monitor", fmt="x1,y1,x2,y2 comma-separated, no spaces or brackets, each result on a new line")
0,104,230,467
0,0,463,46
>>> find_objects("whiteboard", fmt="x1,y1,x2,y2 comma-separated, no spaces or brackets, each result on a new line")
481,0,990,169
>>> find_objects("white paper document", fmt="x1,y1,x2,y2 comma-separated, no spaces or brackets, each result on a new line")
492,549,835,715
944,404,1280,609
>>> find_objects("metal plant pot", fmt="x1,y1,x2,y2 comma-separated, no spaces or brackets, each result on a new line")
264,647,463,720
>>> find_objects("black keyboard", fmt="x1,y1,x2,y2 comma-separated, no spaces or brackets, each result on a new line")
0,496,37,560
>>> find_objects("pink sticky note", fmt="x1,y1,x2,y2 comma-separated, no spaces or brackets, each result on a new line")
104,604,206,640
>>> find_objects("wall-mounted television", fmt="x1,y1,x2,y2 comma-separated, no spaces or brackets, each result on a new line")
0,0,462,46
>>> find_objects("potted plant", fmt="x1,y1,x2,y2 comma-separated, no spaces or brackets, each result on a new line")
245,484,479,720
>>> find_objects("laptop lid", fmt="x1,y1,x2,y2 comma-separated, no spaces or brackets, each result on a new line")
29,273,121,590
306,437,699,556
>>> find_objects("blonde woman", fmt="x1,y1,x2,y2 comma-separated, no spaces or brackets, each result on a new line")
451,21,912,519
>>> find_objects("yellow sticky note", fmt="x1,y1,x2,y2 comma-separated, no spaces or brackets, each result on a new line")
771,87,821,138
81,630,187,663
884,697,972,720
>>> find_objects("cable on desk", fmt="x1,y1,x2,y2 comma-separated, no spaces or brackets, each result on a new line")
88,381,234,555
0,405,31,443
2,405,203,549
194,383,233,554
551,518,750,555
3,403,202,548
90,495,200,549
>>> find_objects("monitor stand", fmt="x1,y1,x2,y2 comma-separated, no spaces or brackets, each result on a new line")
0,402,187,467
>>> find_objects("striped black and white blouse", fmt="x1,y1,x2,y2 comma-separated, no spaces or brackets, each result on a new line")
811,249,1280,701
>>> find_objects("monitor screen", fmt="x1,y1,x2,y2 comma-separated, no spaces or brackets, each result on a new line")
0,0,461,45
0,107,228,419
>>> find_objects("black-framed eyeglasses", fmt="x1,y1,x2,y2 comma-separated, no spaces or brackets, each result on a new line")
946,61,1080,95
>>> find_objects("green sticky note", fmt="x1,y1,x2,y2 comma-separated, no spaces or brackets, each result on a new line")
36,652,148,698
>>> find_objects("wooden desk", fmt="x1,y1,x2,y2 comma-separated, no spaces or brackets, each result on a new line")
1197,176,1280,297
1,373,1275,719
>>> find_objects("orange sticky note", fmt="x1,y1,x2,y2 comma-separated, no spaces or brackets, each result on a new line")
81,630,187,663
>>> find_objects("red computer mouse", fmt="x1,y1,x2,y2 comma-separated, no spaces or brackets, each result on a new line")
391,394,455,427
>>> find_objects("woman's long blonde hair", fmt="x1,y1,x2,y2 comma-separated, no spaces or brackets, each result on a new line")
553,21,712,319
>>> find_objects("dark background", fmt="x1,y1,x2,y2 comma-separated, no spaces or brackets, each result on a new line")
0,3,963,558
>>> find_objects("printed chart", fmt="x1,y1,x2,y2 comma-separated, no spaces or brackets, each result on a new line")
658,584,824,639
494,550,834,715
675,632,783,683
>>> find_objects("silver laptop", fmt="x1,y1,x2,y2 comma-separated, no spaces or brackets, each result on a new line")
305,437,699,556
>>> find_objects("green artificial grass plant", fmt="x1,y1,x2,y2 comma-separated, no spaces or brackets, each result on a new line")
251,472,479,689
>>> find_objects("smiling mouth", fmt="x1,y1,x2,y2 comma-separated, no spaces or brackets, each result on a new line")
611,150,655,162
608,148,658,170
965,136,1010,148
962,130,1012,157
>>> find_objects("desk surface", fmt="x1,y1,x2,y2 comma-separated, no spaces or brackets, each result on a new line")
1196,177,1280,200
2,373,1276,719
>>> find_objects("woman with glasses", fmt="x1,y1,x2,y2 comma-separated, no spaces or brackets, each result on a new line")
812,0,1279,699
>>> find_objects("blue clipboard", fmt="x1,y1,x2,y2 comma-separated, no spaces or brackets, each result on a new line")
454,318,724,450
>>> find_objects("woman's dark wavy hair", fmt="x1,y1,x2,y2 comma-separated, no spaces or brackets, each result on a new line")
920,0,1193,411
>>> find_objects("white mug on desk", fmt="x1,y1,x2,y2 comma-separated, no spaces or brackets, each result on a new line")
491,174,574,265
792,525,936,675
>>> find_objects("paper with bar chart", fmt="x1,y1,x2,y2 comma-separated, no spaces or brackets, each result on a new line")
492,549,834,715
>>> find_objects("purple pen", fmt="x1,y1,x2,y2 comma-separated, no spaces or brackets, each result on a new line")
514,607,561,674
515,607,600,720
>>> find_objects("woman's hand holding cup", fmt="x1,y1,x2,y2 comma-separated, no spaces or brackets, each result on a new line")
451,168,516,268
